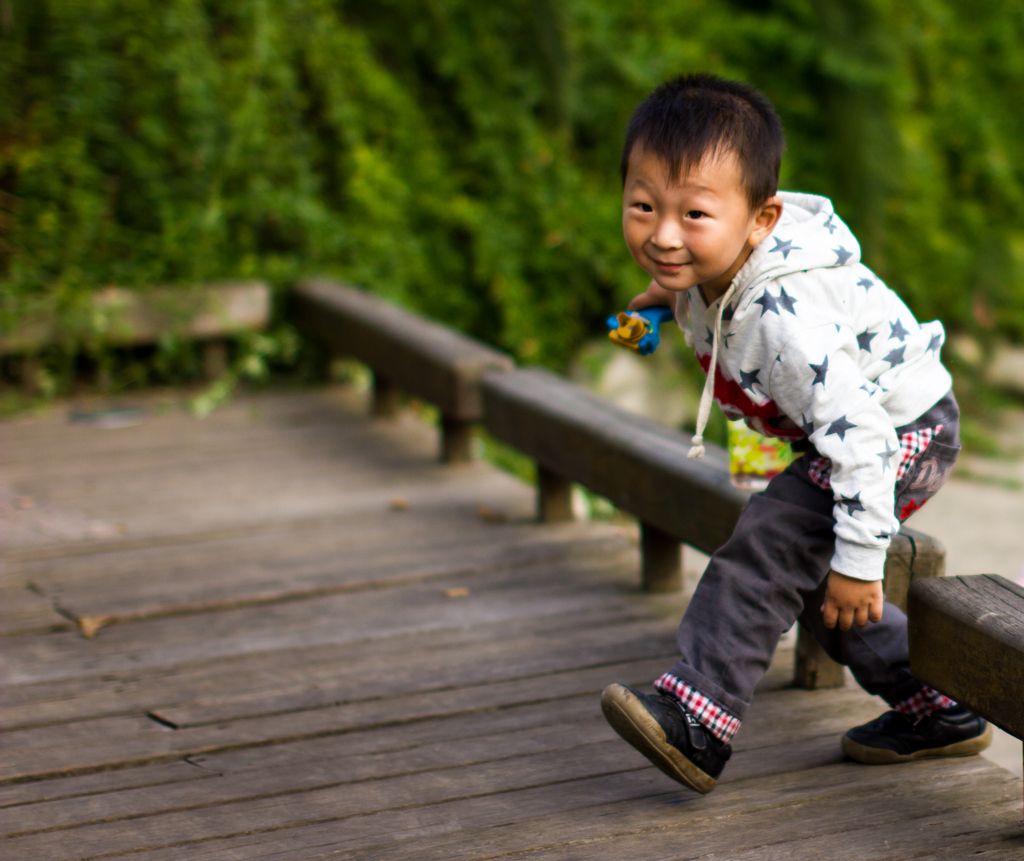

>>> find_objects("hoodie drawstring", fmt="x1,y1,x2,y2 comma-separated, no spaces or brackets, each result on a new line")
687,281,740,459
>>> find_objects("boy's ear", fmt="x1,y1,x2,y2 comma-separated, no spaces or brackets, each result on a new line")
749,195,783,246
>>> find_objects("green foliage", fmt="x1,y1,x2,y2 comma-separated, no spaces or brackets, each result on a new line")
2,0,1023,387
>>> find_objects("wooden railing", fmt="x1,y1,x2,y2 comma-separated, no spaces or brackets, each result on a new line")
1,281,272,387
291,278,947,689
290,278,513,463
909,574,1024,804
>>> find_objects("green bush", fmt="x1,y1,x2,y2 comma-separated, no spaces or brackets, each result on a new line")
2,0,1023,382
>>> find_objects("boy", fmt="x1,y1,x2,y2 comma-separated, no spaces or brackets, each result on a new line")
601,73,991,795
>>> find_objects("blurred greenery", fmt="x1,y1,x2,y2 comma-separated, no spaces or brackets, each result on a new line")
2,0,1022,396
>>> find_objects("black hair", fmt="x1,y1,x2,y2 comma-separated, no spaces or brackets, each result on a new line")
620,73,784,208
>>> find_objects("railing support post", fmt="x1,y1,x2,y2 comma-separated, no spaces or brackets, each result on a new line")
202,340,229,379
537,464,573,523
440,416,474,464
794,630,845,689
371,371,401,418
640,522,682,593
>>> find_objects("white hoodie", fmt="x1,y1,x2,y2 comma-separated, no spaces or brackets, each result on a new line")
679,191,952,582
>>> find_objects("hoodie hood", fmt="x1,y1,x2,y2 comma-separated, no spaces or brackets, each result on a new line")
732,192,862,298
683,192,862,459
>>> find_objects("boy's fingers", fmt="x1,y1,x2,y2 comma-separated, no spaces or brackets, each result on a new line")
854,605,870,628
869,602,884,623
821,602,837,630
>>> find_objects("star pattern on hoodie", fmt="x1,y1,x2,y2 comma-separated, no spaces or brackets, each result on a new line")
876,439,898,472
739,368,762,393
826,415,857,440
777,286,798,315
754,290,780,316
856,330,877,352
810,355,829,386
883,345,906,366
770,237,800,259
799,414,815,437
833,246,853,265
927,333,942,353
824,213,837,234
857,278,874,291
839,492,866,516
889,319,910,342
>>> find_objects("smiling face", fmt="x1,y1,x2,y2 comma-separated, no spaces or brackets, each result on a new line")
622,146,780,304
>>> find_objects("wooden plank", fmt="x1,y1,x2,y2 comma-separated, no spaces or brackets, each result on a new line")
2,389,455,557
290,279,513,420
0,631,866,840
0,387,437,486
0,385,367,457
352,761,1021,861
0,281,270,354
0,531,636,686
0,583,69,636
0,646,795,819
0,660,889,857
0,759,215,811
2,441,513,563
481,366,745,555
27,737,1015,861
8,484,571,637
0,619,798,779
0,701,620,839
1,747,647,859
0,607,665,730
0,654,678,783
909,574,1024,737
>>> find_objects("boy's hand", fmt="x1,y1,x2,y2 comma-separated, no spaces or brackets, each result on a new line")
821,570,884,631
628,280,676,311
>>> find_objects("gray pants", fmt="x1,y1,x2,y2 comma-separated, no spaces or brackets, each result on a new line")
667,392,961,722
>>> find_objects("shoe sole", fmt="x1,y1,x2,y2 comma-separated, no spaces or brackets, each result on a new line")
841,723,993,764
600,683,716,794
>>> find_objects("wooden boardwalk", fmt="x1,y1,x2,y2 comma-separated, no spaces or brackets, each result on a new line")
2,385,1022,860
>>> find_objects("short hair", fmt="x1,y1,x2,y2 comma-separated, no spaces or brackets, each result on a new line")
620,73,784,209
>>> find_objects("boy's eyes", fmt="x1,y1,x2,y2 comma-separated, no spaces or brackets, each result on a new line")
628,204,707,218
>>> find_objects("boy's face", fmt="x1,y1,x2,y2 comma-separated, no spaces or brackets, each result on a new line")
622,146,779,304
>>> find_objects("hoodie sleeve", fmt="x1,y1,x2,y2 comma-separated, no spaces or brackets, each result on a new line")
766,322,901,581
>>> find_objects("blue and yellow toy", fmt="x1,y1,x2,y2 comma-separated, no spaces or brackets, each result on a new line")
606,305,674,356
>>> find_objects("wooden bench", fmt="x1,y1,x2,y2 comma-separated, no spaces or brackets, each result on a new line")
289,278,513,463
482,365,946,689
909,574,1024,796
1,281,271,385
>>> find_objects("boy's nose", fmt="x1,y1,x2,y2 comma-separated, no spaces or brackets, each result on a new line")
650,219,684,250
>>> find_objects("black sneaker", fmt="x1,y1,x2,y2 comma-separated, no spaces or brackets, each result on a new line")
842,707,993,764
601,682,731,794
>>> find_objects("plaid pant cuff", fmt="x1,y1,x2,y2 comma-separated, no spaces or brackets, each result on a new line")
654,672,742,744
893,685,958,721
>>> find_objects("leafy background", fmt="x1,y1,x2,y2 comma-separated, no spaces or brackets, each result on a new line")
2,0,1022,390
